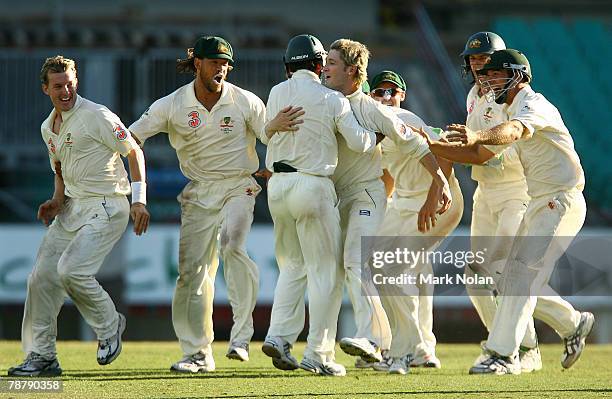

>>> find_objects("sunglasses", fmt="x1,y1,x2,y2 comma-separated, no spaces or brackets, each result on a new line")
371,88,404,97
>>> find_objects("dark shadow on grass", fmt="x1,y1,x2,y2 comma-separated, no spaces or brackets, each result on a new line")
65,366,274,373
62,370,314,380
158,388,612,399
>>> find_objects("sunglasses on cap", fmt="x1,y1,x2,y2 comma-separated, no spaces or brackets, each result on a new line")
370,88,404,97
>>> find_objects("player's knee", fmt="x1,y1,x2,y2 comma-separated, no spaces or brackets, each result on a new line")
57,268,74,285
28,270,51,291
219,226,247,254
56,263,84,289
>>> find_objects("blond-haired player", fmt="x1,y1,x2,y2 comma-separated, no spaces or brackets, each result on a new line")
9,55,149,377
321,40,452,372
261,34,381,377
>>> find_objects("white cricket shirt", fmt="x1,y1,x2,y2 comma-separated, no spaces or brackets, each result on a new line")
508,86,585,197
41,95,138,199
382,108,442,202
129,80,267,182
466,85,527,192
333,90,431,192
264,70,376,177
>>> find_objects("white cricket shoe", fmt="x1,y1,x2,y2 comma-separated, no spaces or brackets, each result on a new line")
473,340,488,366
519,345,542,372
469,352,521,375
8,352,62,377
410,353,441,369
262,336,299,370
388,356,410,375
371,351,393,372
561,311,595,369
97,313,126,365
299,357,346,377
171,351,215,373
339,337,382,363
226,342,249,362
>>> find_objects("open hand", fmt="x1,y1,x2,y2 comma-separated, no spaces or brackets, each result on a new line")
37,198,63,226
269,106,305,133
445,124,478,146
130,203,150,236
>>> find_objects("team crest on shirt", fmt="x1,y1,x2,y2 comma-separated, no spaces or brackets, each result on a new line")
398,124,407,138
114,124,128,141
188,111,201,128
47,137,56,154
483,107,494,123
220,116,234,134
64,132,73,147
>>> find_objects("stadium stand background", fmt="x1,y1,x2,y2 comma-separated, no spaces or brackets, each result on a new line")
1,0,611,344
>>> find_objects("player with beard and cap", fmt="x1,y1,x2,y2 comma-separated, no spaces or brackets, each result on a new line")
128,36,302,373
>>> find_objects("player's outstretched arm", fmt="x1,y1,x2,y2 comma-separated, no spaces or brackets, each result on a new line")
264,106,305,139
126,147,150,236
445,121,526,146
411,125,495,165
37,161,66,226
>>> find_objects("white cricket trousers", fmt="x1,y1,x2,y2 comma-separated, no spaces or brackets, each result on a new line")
330,179,392,350
265,172,342,363
379,179,463,359
21,196,129,358
173,176,260,356
486,189,585,357
468,183,539,348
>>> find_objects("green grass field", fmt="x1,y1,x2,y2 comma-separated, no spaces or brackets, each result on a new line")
1,341,611,398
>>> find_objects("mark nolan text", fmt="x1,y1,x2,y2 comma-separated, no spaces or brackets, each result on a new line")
372,273,494,286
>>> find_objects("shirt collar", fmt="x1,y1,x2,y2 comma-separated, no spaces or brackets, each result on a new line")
44,94,84,131
346,88,363,100
291,69,321,82
185,80,234,109
508,85,533,113
60,94,84,123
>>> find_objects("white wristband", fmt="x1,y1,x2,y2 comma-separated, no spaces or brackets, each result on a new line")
131,181,147,205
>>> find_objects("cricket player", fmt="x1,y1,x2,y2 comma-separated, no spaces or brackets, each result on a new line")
460,31,542,372
8,55,149,377
320,40,452,371
433,49,593,374
129,36,293,372
261,34,381,377
368,70,463,374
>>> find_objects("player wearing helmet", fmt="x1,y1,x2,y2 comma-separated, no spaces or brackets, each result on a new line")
261,34,379,377
429,49,594,375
